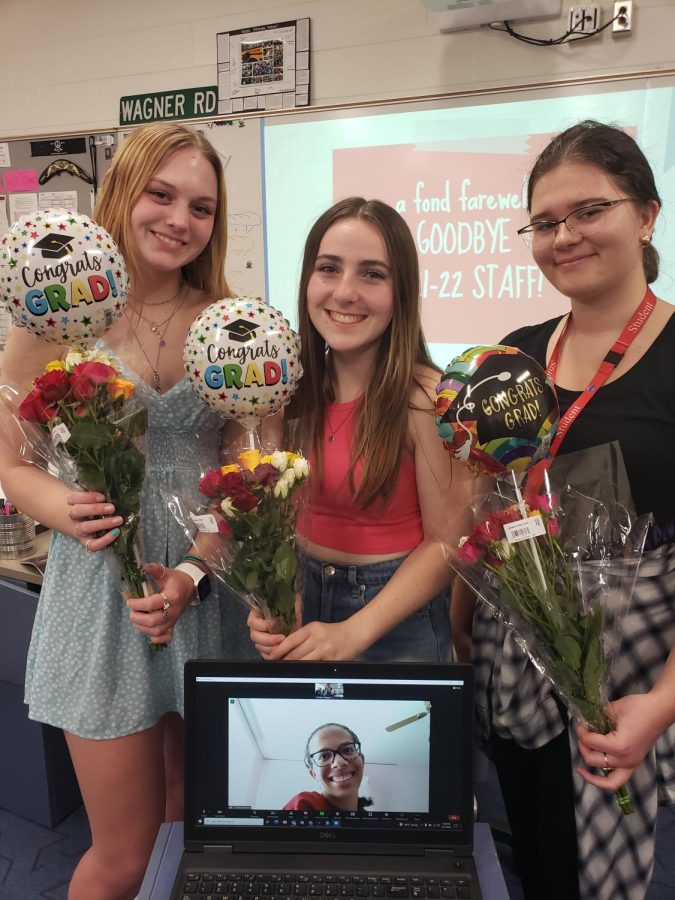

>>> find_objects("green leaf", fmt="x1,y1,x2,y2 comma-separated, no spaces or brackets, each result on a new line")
67,421,114,450
582,641,603,704
554,634,582,673
244,568,259,591
273,541,297,582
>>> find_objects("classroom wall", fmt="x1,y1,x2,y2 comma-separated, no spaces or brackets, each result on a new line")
1,0,674,139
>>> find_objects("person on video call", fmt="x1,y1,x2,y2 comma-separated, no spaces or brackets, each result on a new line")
283,723,373,813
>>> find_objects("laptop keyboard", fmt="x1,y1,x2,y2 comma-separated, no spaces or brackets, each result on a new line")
178,873,474,900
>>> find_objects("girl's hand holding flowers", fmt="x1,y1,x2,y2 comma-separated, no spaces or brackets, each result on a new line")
125,561,195,647
66,490,123,552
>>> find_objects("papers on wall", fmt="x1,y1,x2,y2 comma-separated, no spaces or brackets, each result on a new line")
37,190,78,212
8,192,38,222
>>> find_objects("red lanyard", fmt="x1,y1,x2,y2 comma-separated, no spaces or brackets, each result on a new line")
524,287,656,495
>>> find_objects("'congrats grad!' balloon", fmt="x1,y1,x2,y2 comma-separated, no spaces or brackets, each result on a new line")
184,297,302,422
0,207,128,344
435,344,559,476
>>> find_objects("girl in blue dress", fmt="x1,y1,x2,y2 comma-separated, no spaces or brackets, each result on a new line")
0,123,254,900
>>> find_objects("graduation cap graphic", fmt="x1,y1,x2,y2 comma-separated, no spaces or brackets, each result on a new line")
34,233,75,260
224,318,260,343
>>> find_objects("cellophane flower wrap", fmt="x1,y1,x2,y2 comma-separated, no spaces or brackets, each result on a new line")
15,347,150,603
171,448,309,635
452,448,650,815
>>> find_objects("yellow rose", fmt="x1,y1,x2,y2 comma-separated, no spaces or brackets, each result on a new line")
107,377,135,401
220,464,240,475
238,449,262,470
261,454,275,465
45,359,65,372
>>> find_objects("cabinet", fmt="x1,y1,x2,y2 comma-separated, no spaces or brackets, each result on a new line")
0,573,81,827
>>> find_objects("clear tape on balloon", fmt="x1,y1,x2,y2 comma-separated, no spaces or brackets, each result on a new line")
1,207,128,346
445,442,648,817
167,445,310,637
0,349,154,627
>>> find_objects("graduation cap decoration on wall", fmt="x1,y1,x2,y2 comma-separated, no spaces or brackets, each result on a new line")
38,158,94,186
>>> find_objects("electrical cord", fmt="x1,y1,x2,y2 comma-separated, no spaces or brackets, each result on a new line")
488,10,621,46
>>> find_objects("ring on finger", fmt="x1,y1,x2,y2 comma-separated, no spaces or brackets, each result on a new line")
68,510,77,522
75,524,86,538
160,592,170,623
601,752,614,775
156,563,167,580
85,538,94,552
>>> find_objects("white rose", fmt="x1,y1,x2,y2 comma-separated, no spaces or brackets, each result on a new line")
293,456,309,479
273,479,289,499
64,348,84,371
220,497,236,518
271,450,288,472
282,468,296,489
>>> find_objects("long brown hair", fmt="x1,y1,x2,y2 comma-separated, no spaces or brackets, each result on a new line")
527,120,662,283
286,198,436,507
94,123,230,299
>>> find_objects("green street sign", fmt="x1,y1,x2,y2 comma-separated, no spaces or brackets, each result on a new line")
119,87,218,126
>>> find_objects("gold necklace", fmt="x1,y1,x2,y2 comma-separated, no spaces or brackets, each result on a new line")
326,405,353,443
125,286,188,392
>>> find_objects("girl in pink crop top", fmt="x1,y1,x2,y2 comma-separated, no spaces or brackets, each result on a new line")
248,198,473,663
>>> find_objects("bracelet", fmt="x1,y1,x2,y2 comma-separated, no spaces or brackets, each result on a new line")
182,553,211,574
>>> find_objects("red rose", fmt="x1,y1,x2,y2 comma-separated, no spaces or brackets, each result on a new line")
217,516,233,537
200,469,224,498
33,369,70,402
220,471,245,493
73,361,116,384
230,486,260,513
18,391,57,423
458,539,483,564
253,463,278,486
70,373,97,401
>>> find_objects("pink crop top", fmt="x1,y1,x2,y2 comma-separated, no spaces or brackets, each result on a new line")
297,398,424,554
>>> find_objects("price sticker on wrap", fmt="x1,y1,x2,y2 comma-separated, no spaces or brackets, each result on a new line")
504,514,546,544
189,511,218,533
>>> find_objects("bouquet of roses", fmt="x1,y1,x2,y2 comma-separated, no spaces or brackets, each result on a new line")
172,447,309,635
453,463,649,815
16,347,149,603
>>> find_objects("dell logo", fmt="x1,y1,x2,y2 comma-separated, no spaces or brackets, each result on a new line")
319,831,336,840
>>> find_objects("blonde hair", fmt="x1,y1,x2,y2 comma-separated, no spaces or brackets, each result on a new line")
94,123,230,298
286,198,436,507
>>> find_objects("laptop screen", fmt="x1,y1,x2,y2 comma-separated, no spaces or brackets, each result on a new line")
184,660,475,852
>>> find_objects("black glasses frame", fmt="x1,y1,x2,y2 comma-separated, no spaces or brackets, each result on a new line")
517,198,636,243
306,741,362,768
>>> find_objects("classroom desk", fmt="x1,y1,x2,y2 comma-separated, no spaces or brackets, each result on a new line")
138,822,509,900
0,527,51,585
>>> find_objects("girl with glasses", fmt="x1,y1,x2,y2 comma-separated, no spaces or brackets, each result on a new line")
284,723,371,813
454,120,675,900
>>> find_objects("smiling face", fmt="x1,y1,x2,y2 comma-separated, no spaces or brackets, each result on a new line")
307,726,365,811
529,161,658,304
129,147,218,277
306,218,394,362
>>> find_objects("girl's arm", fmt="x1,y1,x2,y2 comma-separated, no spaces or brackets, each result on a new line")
262,376,475,660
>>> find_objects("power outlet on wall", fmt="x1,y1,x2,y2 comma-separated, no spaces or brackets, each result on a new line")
612,0,633,33
568,5,599,34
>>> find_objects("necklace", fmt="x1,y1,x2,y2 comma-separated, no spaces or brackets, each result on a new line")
326,405,354,442
125,286,188,392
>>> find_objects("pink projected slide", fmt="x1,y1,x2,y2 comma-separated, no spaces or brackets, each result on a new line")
333,135,566,345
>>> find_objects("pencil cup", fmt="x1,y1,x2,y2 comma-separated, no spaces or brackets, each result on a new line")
0,513,36,559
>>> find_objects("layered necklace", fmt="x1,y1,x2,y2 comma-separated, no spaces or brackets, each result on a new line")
125,282,188,393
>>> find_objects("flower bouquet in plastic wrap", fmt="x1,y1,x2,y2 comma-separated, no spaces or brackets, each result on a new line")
435,345,650,815
7,347,150,603
170,447,309,635
173,297,306,635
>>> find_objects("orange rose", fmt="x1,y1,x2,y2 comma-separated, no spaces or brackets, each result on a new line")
107,377,135,401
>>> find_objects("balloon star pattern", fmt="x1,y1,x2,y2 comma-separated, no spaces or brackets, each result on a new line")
184,297,302,421
0,207,128,344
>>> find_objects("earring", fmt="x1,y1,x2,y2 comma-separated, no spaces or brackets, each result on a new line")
641,234,652,246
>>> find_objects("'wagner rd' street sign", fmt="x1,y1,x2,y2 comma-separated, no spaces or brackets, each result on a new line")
119,87,218,125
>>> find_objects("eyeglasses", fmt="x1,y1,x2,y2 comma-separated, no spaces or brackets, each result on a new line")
307,741,361,767
517,198,636,248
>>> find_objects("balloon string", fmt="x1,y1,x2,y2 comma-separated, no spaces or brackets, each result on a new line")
511,471,548,594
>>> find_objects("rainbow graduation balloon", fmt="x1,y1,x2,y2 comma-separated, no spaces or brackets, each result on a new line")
0,208,128,344
184,297,302,422
435,345,559,476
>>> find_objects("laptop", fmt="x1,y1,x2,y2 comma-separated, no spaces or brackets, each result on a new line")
172,660,481,900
